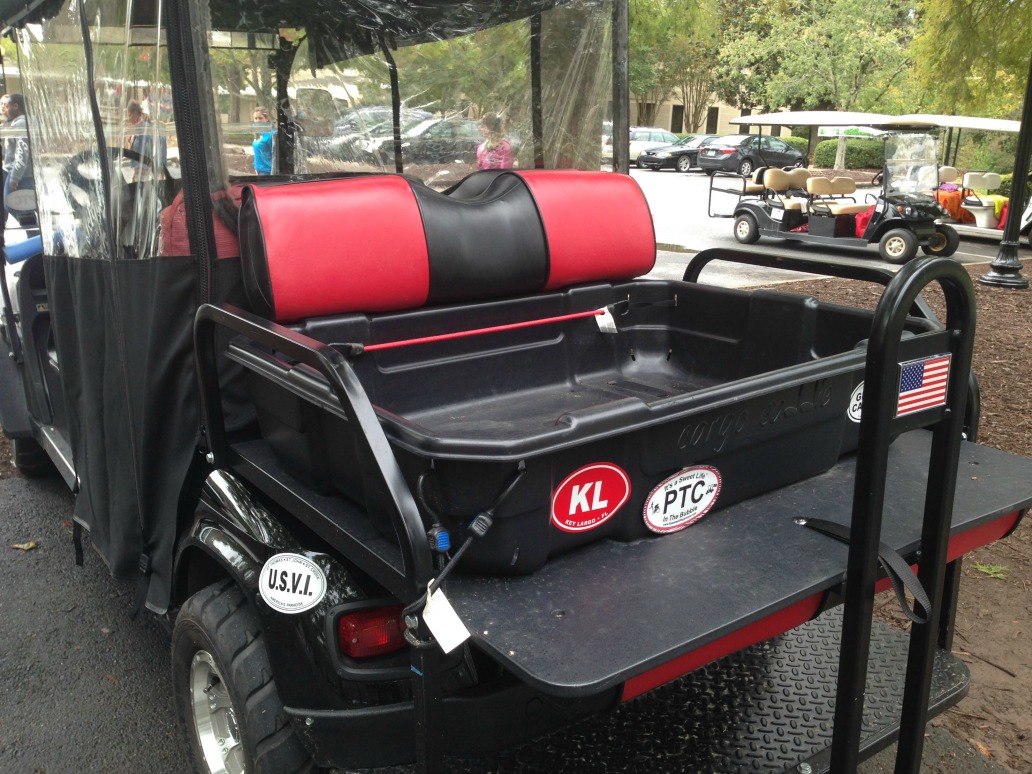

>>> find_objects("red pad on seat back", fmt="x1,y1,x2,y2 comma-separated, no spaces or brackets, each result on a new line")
517,170,656,290
239,177,430,321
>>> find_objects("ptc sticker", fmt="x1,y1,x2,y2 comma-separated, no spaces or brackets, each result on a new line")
847,382,864,423
644,466,721,534
259,553,327,614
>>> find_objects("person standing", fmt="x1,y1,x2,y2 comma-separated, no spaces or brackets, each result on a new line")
252,107,274,175
476,112,513,170
1,94,11,195
4,93,35,226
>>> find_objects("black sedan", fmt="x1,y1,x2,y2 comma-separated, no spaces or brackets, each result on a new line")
698,134,805,177
637,134,720,172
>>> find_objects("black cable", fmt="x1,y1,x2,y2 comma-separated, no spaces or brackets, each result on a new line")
403,461,526,618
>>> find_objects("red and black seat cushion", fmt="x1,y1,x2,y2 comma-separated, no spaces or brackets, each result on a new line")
238,169,656,322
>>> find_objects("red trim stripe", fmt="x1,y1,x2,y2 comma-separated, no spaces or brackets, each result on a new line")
361,309,604,353
620,595,823,701
621,511,1022,702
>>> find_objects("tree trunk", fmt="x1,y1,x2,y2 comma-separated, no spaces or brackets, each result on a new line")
834,135,848,170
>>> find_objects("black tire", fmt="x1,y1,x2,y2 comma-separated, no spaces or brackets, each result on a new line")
733,213,760,244
11,436,55,477
676,156,691,173
635,157,645,169
737,158,754,177
921,224,961,257
704,169,715,176
172,580,316,774
793,158,806,168
879,228,919,264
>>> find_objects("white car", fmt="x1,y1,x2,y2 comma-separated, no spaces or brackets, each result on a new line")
602,126,679,165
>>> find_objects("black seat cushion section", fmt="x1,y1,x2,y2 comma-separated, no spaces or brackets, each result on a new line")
411,172,549,305
238,186,275,319
442,169,510,200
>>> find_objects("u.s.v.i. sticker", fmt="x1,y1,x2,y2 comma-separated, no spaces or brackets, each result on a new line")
259,553,327,614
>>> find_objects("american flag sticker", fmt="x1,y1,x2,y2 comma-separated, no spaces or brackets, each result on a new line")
897,354,951,417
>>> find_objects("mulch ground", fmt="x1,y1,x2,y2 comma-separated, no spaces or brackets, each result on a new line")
2,254,1030,770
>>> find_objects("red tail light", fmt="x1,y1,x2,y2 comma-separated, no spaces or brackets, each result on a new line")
338,605,406,658
720,148,735,154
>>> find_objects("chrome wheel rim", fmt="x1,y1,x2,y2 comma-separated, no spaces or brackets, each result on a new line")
190,650,244,774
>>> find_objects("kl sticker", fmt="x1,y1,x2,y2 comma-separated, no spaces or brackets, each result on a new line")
259,553,327,614
644,466,721,534
551,463,631,533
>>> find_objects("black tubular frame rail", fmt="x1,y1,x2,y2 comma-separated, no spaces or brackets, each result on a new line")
687,249,977,772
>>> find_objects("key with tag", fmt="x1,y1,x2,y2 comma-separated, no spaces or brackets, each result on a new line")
422,581,471,654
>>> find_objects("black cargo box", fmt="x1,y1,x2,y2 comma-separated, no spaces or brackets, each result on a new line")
229,279,929,575
809,214,856,238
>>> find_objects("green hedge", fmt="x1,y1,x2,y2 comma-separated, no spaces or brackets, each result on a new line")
780,135,809,155
995,173,1012,197
812,138,883,169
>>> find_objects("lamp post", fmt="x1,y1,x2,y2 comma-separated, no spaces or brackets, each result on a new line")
978,53,1032,289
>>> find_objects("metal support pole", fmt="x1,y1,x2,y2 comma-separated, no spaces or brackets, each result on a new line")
979,53,1032,289
611,0,630,174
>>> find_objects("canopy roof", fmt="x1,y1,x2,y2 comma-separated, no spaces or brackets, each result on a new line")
732,110,1021,133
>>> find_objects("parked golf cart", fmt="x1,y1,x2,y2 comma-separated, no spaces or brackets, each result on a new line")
709,130,960,263
2,4,1031,774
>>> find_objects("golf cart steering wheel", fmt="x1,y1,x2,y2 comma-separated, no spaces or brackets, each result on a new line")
64,146,152,190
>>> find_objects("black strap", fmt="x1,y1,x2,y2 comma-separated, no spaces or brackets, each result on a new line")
72,521,84,566
130,553,151,620
800,517,931,624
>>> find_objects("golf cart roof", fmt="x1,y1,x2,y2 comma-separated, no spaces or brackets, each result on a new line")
732,111,1021,133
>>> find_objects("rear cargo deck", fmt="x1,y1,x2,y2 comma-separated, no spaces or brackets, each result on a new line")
231,429,1031,696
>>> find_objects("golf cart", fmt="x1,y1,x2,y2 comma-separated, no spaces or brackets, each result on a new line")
920,114,1032,249
1,3,1031,774
709,128,960,263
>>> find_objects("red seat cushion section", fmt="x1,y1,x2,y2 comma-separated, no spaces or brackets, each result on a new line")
517,170,656,290
247,177,430,321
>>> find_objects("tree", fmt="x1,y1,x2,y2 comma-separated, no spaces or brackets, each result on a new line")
712,0,781,113
715,0,917,167
629,0,703,126
662,0,720,132
910,0,1031,116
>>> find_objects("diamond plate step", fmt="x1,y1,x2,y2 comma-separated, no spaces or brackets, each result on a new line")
480,609,968,773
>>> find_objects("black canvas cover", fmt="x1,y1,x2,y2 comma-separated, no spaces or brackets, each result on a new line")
46,255,246,612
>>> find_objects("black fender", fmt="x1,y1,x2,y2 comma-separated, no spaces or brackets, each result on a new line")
175,469,375,710
734,199,778,228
